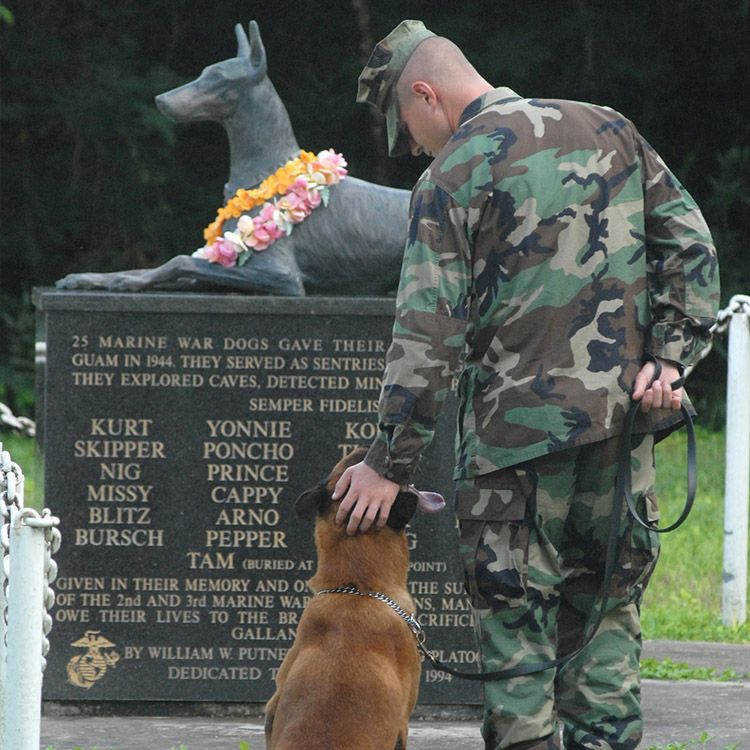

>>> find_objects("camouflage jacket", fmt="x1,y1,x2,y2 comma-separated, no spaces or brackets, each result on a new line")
365,87,719,483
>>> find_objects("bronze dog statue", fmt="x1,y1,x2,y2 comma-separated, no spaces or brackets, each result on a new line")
56,21,410,297
265,447,422,749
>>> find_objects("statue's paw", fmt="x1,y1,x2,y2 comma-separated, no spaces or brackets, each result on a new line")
55,272,147,292
55,273,105,290
107,274,146,292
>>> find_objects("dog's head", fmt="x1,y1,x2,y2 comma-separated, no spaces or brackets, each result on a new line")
294,447,417,532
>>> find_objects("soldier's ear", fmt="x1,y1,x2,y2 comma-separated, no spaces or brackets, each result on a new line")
294,484,331,519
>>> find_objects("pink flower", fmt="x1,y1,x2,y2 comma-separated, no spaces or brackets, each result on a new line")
277,192,310,224
257,203,277,223
305,168,328,188
243,222,267,250
303,188,322,210
203,236,239,267
235,209,277,251
290,177,309,195
252,226,280,251
237,215,263,249
290,177,322,210
236,214,256,240
243,204,283,251
314,150,348,183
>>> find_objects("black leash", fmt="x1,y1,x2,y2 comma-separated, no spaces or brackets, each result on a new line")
417,359,697,682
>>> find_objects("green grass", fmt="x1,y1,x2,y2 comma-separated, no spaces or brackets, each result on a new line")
646,733,738,750
640,657,745,682
643,426,750,643
0,430,42,510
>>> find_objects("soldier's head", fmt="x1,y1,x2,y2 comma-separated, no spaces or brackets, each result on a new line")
356,20,492,158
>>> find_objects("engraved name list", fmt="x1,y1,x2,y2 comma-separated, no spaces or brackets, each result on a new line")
37,295,479,704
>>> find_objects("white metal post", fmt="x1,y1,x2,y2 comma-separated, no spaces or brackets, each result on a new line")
0,446,23,747
0,547,5,750
3,508,47,750
722,300,750,626
0,444,9,746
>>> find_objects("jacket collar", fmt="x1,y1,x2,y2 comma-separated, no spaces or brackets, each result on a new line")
458,86,522,126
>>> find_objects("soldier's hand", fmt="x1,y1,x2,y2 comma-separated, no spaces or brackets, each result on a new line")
332,461,400,536
632,358,683,412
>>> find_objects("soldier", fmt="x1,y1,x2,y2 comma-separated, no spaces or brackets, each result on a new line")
334,19,719,750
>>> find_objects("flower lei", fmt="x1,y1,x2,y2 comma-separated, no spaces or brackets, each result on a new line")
193,149,347,267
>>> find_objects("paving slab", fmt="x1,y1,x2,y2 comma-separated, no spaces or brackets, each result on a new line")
41,640,750,749
40,681,750,750
642,679,749,747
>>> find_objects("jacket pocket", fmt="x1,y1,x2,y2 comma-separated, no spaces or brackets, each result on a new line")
457,483,529,610
623,490,661,605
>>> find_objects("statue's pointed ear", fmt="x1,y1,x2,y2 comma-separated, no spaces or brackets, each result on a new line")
294,484,331,519
247,20,267,78
235,23,250,59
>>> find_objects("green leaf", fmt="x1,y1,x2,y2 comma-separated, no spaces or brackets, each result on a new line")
0,5,15,25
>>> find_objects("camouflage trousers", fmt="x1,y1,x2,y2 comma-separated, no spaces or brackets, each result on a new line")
456,435,660,750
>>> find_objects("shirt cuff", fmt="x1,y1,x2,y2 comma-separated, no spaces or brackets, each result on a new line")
648,321,712,369
363,435,414,486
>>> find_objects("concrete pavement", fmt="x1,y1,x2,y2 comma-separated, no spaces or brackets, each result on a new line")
41,640,750,749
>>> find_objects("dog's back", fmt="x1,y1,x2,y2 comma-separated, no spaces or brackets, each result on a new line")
267,598,417,749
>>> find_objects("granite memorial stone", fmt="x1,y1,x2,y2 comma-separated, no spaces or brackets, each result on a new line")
36,290,481,706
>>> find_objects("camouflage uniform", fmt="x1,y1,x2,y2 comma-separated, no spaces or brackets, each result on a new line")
457,434,659,749
357,22,719,750
362,89,718,483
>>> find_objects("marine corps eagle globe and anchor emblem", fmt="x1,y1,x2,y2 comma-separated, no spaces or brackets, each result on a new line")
67,630,120,688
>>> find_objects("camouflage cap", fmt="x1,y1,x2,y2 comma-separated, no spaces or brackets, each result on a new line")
356,20,436,157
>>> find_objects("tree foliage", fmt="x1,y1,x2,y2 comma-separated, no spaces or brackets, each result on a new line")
1,0,748,422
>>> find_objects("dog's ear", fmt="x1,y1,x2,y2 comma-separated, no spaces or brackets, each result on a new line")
294,483,331,519
386,491,418,532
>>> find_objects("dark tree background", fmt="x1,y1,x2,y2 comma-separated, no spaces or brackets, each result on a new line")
1,0,748,424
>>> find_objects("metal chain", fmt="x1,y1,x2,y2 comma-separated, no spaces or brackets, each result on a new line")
686,294,750,374
41,511,62,672
713,294,750,336
315,583,425,644
0,402,36,438
1,446,22,638
0,445,61,670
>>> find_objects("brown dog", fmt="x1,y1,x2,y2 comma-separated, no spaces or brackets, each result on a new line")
264,447,422,750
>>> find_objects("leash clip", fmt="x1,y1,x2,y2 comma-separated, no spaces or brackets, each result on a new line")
408,617,426,645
